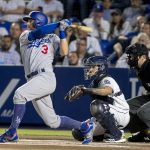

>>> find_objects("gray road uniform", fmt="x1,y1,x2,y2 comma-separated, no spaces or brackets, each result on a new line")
13,30,61,128
91,76,130,136
0,11,82,144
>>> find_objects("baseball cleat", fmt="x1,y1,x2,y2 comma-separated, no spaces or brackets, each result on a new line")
104,130,126,143
72,128,84,141
128,132,150,142
80,119,95,144
0,129,19,143
104,138,126,143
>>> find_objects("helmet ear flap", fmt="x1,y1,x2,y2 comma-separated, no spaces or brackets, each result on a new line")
32,18,41,28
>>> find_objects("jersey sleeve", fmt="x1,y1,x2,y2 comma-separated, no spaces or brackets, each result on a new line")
50,34,60,53
99,77,121,94
19,30,31,45
99,77,113,88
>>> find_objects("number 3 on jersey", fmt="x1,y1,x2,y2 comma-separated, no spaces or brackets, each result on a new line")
41,44,48,54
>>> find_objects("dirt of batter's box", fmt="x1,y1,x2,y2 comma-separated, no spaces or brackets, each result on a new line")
0,139,150,150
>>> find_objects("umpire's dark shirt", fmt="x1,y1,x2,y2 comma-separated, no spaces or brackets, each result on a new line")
138,59,150,92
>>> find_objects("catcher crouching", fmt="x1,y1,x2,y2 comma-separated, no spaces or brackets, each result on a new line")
65,56,130,144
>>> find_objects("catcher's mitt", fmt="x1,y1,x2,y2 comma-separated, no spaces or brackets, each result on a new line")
64,85,85,102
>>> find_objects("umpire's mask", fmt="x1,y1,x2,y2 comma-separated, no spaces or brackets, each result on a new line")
125,43,148,69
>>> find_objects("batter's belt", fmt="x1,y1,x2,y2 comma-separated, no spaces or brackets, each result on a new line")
27,68,45,79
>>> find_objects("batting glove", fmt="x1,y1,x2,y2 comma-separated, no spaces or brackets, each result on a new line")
59,19,72,31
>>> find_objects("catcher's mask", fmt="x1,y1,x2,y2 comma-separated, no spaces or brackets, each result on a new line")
125,43,148,69
83,56,108,80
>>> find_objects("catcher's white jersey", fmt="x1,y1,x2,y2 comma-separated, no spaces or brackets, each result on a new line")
99,76,129,111
19,30,60,78
92,76,130,136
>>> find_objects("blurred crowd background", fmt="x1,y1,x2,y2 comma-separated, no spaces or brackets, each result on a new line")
0,0,150,68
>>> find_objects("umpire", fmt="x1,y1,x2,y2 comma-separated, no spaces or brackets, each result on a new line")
125,43,150,142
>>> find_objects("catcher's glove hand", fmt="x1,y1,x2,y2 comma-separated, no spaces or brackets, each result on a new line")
64,85,85,102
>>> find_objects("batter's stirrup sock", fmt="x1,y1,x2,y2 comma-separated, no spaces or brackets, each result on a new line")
10,104,26,129
59,116,81,129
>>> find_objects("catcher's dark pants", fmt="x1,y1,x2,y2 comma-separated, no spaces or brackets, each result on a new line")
126,95,150,133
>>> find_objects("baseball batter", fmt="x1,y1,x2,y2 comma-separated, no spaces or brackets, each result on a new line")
0,11,81,143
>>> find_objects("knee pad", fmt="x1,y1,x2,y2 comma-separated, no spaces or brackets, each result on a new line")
13,88,27,104
90,100,110,118
90,100,121,138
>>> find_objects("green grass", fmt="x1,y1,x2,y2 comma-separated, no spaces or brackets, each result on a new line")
0,127,72,137
0,127,132,138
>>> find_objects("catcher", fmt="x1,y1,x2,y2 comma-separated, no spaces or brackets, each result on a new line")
65,56,130,144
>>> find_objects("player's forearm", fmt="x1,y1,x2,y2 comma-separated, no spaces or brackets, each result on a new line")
28,23,59,41
59,23,69,56
83,87,113,96
60,39,68,56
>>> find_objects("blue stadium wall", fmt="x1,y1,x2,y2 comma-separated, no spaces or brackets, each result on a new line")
0,66,144,125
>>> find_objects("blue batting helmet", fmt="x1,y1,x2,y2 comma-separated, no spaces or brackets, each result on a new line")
83,56,108,80
23,11,48,28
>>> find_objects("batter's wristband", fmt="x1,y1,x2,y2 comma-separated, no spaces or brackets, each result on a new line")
59,30,66,39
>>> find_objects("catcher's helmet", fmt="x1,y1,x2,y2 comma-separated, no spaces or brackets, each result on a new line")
125,43,148,68
23,11,48,28
83,56,108,80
